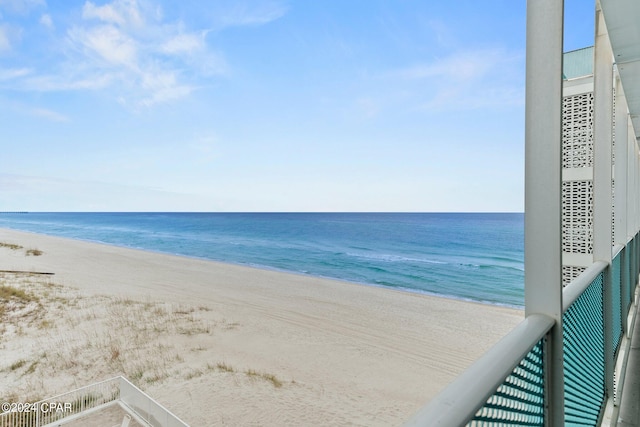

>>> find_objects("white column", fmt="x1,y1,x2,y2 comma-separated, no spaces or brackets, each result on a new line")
593,6,613,264
614,74,628,246
637,148,640,234
593,4,615,396
633,145,636,235
524,0,564,424
628,119,636,240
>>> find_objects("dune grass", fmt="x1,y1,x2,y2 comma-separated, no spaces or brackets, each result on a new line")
0,242,23,250
1,268,291,406
0,242,44,256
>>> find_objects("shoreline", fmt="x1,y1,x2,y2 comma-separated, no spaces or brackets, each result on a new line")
0,227,523,426
0,225,525,310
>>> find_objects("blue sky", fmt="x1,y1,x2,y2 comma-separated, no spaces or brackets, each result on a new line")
0,0,594,212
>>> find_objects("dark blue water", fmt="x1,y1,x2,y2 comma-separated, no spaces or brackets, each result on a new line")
0,212,524,308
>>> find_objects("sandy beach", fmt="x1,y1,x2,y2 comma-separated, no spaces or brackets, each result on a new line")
0,227,523,426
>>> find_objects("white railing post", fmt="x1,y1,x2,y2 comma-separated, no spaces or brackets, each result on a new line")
593,3,615,397
524,0,564,425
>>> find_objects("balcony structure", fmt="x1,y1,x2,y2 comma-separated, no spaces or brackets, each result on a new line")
0,376,189,427
405,0,640,426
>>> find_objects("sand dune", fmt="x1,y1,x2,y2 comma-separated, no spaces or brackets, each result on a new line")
0,228,522,426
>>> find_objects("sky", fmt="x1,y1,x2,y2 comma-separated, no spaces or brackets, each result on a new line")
0,0,595,212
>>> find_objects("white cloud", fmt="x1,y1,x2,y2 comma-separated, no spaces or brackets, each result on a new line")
22,73,113,91
0,67,30,80
0,0,44,14
0,0,231,109
82,0,144,29
393,48,524,111
70,24,138,67
137,70,193,107
29,107,70,122
24,0,227,108
0,0,275,109
217,1,287,28
0,24,12,51
397,49,502,82
39,13,53,29
161,33,203,55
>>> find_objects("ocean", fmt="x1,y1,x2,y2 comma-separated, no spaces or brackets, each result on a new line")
0,212,524,308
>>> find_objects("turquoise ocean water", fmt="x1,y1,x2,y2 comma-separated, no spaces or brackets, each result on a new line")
0,212,524,308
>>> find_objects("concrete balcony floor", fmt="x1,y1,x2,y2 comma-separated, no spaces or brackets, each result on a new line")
617,303,640,426
56,404,145,427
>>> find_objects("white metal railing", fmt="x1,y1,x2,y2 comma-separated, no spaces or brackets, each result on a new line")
119,377,189,427
0,376,189,427
0,376,119,427
405,234,640,426
404,314,554,426
563,260,609,312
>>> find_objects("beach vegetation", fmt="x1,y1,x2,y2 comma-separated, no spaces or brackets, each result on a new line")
177,322,211,335
245,369,283,388
152,305,168,317
130,369,145,382
173,304,197,315
0,242,23,251
261,373,283,388
25,361,38,375
185,369,204,380
221,320,240,330
146,373,166,384
110,345,120,361
216,362,235,373
9,359,27,371
115,297,137,306
38,319,53,329
0,285,37,303
25,248,43,256
1,273,229,401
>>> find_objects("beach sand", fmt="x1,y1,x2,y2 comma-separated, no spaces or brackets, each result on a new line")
0,228,523,426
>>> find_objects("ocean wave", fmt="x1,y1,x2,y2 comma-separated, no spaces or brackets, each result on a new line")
345,252,448,265
344,251,524,273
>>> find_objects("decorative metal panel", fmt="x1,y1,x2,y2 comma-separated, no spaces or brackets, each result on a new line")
612,252,623,356
467,339,545,427
563,272,606,426
561,86,594,287
562,180,594,255
612,179,615,244
563,265,587,287
562,92,594,169
622,248,632,315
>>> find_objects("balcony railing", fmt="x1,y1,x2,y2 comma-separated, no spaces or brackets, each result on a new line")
0,376,189,427
405,236,640,426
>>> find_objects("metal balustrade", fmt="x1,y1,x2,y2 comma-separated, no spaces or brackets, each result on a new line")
0,376,189,427
468,339,545,426
0,377,120,427
406,1,640,425
406,237,640,427
563,270,606,425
